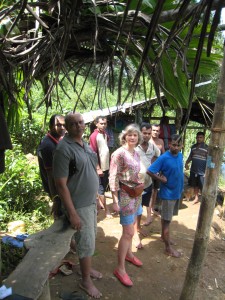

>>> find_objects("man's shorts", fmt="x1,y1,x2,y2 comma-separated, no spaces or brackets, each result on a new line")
152,178,160,190
74,203,97,259
161,199,179,221
188,172,204,190
120,204,143,226
142,184,152,207
98,170,109,195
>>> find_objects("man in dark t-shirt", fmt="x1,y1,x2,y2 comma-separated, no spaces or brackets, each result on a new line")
37,114,65,217
185,132,208,204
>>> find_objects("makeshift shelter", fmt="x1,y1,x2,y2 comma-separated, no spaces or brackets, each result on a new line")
83,97,214,127
83,96,214,151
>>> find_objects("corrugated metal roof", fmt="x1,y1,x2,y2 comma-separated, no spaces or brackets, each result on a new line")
83,100,148,124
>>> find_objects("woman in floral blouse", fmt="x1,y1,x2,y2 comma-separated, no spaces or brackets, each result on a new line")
109,124,143,287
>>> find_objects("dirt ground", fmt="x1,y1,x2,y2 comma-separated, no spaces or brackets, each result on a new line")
49,196,225,300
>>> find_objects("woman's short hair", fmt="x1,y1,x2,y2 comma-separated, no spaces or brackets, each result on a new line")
119,124,142,146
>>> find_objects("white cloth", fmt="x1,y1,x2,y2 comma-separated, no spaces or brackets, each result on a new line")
96,133,109,171
136,142,160,188
0,285,12,299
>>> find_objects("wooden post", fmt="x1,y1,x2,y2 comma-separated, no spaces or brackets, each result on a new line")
135,107,143,125
180,45,225,299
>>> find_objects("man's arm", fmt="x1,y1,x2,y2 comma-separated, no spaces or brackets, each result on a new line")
90,132,103,173
146,170,167,183
96,164,103,176
46,169,58,198
89,131,98,153
55,177,81,230
39,143,57,196
151,156,158,163
46,168,62,218
160,139,165,154
185,159,191,170
151,144,161,163
185,150,192,170
154,144,161,157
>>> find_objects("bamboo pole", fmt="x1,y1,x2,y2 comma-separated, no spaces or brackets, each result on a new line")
180,44,225,299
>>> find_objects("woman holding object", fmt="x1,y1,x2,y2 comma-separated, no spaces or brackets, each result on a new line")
109,124,143,287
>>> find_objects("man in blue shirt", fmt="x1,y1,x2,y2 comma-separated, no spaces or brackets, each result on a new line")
147,134,183,258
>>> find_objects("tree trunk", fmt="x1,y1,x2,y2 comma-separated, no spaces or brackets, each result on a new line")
180,44,225,299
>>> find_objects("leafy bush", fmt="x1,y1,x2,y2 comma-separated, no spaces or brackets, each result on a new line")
12,117,44,154
0,144,51,230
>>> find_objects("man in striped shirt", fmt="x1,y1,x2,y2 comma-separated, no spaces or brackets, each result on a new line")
185,132,208,204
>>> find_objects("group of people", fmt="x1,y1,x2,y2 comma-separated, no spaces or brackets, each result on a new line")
37,112,208,298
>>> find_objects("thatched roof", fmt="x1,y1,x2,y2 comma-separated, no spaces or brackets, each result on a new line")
0,0,224,129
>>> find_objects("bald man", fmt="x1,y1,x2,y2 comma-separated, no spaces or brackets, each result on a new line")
53,113,102,298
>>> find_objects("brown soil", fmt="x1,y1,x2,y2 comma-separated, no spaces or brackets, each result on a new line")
49,197,225,300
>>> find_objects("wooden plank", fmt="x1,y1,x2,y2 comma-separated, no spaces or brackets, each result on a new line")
39,280,51,300
3,218,75,300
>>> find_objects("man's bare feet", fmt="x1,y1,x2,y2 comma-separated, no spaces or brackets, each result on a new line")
69,238,76,254
151,209,160,216
90,269,103,279
133,234,143,249
97,198,104,210
135,242,143,249
77,268,103,279
165,248,181,258
193,198,199,205
79,279,102,298
160,237,176,245
106,211,113,219
143,215,153,226
138,227,148,237
112,202,120,214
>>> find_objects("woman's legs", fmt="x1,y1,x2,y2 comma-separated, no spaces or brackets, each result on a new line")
116,223,134,274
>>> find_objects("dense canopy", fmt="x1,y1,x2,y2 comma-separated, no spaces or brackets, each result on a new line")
0,0,224,127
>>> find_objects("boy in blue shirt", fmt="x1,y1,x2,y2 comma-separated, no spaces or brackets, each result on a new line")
147,134,183,258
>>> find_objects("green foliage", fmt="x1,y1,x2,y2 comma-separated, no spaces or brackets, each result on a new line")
12,117,44,154
1,243,26,278
0,144,50,230
195,68,221,103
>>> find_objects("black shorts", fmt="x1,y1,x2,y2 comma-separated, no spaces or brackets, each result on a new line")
188,172,204,190
142,184,152,207
98,170,109,195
